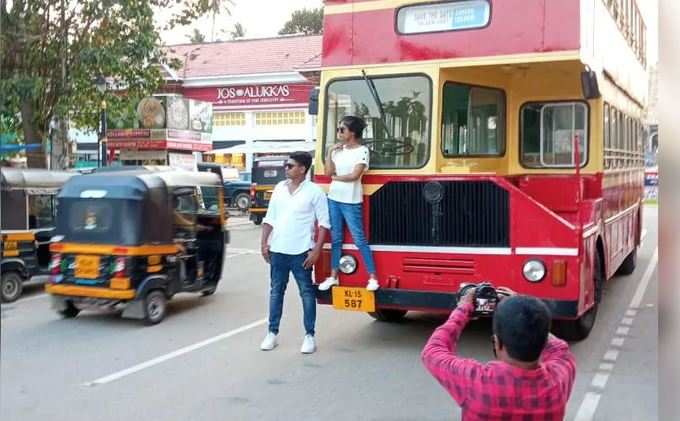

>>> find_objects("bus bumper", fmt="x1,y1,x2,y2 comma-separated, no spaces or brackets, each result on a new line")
315,288,579,319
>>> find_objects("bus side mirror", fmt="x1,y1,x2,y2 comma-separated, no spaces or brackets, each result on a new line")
308,87,319,115
581,70,601,99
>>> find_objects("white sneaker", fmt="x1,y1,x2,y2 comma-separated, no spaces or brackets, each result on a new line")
366,278,380,291
300,334,316,354
317,277,339,291
260,332,278,351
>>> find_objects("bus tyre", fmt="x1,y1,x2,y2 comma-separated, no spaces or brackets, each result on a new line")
234,193,251,212
252,214,263,225
59,302,80,318
143,290,167,325
1,271,24,303
553,253,603,341
368,309,408,323
617,248,637,276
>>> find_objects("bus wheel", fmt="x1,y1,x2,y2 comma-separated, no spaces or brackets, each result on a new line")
1,271,24,303
553,253,603,341
368,309,408,322
143,290,167,325
617,248,637,275
59,302,80,318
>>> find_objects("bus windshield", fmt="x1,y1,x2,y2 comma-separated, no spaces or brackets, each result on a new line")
324,74,432,169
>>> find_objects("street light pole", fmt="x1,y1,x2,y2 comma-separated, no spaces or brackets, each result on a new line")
95,75,107,168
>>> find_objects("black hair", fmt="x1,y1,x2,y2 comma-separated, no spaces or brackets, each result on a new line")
492,295,552,362
340,115,367,139
289,151,313,174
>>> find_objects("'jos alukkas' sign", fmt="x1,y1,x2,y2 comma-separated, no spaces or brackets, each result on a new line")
182,83,315,108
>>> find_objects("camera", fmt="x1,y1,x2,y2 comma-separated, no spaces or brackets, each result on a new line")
458,282,503,316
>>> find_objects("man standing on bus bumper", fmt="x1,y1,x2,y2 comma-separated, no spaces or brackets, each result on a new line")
421,290,576,420
260,151,330,354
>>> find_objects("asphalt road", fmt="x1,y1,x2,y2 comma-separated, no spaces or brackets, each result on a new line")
1,207,658,421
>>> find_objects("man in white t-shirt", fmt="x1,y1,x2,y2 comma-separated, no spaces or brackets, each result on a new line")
259,151,330,354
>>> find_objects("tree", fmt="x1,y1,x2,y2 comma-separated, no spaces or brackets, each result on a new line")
0,0,224,168
187,28,206,44
279,8,323,36
230,22,245,40
208,0,234,42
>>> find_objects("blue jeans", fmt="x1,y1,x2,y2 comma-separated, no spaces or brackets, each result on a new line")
328,199,377,275
268,252,316,336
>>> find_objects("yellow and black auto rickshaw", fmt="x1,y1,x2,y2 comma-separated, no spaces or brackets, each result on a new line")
45,167,228,324
249,156,287,225
1,168,75,302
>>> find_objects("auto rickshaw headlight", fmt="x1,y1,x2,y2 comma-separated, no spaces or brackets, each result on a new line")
522,259,546,282
339,255,357,274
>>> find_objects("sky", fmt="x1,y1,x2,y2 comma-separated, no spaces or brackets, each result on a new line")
158,0,324,45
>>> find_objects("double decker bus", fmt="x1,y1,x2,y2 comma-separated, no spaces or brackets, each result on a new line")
312,0,648,340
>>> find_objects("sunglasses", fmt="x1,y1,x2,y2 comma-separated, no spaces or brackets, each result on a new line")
336,126,346,133
285,163,296,169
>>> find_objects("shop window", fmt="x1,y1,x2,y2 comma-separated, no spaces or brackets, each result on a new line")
255,111,306,126
214,112,246,127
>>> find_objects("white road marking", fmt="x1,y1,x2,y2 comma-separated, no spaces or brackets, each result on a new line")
573,247,658,421
629,248,658,309
82,318,267,387
640,229,648,245
616,326,630,336
599,363,615,371
591,373,610,389
603,350,619,362
611,337,625,347
625,309,638,317
621,317,634,326
574,393,601,421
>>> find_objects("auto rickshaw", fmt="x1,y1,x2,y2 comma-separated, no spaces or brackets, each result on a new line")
45,167,228,324
0,168,75,302
249,156,287,225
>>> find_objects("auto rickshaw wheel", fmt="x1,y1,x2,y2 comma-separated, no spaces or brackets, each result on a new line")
1,271,24,303
252,214,263,225
143,290,167,325
201,286,217,296
59,302,80,318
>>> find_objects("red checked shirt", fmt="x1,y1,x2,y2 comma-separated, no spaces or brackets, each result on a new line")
421,302,576,421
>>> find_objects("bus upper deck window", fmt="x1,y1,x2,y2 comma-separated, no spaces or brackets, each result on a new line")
521,102,589,168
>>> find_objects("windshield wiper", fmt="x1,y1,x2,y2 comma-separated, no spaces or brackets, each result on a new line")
361,69,394,140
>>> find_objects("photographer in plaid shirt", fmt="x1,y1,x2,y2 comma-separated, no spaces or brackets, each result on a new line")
421,288,576,420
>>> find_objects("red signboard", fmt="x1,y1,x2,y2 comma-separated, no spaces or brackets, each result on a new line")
182,83,315,108
108,129,151,138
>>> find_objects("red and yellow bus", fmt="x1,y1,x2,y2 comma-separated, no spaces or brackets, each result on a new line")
313,0,648,340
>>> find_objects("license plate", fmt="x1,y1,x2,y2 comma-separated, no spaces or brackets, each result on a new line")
75,255,100,279
332,287,375,312
264,191,272,200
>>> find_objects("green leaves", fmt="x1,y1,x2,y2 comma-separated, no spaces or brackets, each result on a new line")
1,0,222,166
279,8,323,36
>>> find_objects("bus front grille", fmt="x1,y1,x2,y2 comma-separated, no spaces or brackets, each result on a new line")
368,180,509,247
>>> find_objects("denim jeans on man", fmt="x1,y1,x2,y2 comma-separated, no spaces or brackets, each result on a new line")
268,251,316,336
328,198,376,274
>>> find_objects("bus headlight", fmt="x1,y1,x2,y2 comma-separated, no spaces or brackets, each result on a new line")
522,260,546,282
339,255,357,274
